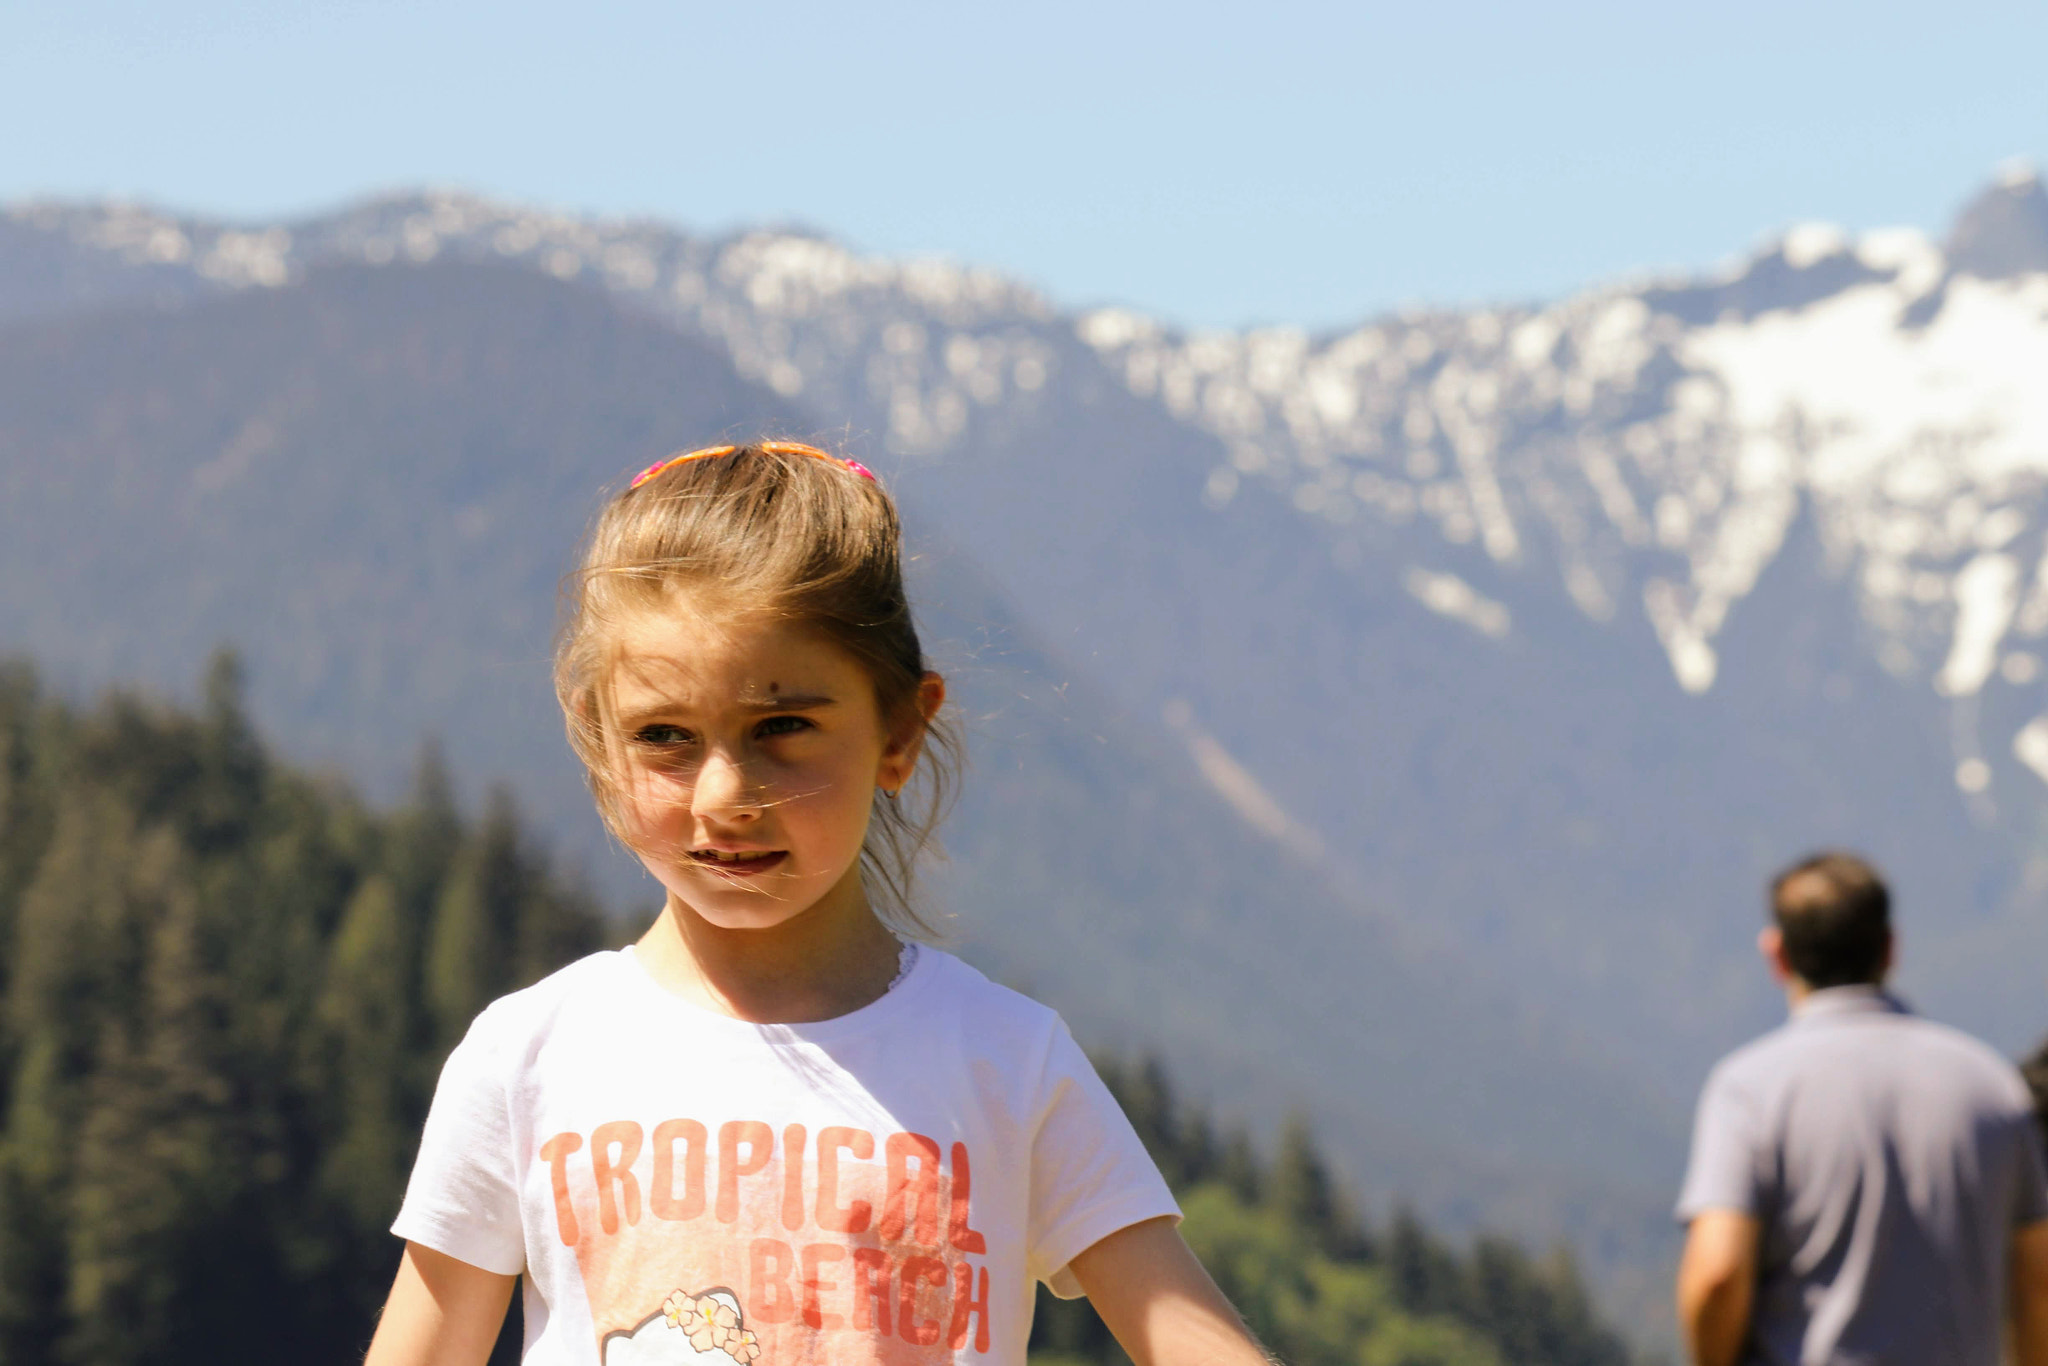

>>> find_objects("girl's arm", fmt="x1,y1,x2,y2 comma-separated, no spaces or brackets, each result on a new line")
1070,1217,1277,1366
363,1242,517,1366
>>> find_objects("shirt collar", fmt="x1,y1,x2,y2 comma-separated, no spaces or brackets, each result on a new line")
1793,983,1908,1020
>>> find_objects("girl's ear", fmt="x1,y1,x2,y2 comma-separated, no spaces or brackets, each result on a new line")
878,672,946,793
914,672,946,725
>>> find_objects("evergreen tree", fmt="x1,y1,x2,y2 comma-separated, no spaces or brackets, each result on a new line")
0,664,54,1011
188,649,266,854
1218,1128,1263,1205
1266,1114,1371,1259
384,743,462,1115
312,875,415,1310
0,789,144,1366
65,828,241,1366
389,743,461,927
423,831,497,1051
1387,1204,1463,1319
423,785,567,1049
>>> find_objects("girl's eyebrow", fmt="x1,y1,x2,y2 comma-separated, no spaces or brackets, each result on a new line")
738,692,836,712
618,692,839,726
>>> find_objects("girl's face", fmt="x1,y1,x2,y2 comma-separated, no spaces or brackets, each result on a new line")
603,594,933,934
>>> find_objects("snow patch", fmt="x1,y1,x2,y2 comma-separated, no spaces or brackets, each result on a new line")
1685,277,2048,496
1855,227,1945,298
1644,579,1719,693
1077,308,1156,350
1782,222,1848,270
1996,157,2041,191
1937,553,2021,696
1956,757,1993,794
2016,716,2048,786
1404,567,1510,639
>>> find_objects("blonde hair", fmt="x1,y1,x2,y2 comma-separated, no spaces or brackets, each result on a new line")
555,441,958,937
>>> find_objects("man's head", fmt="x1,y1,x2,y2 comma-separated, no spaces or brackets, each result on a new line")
1763,851,1894,993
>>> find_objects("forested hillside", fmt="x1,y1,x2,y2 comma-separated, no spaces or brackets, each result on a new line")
0,653,605,1364
1041,1059,1632,1366
0,655,1635,1364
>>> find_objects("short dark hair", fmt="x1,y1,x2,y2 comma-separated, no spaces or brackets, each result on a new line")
1769,852,1892,988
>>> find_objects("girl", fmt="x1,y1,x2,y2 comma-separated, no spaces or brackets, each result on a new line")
365,442,1273,1366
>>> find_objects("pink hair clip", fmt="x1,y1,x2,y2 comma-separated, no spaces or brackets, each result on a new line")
629,442,876,490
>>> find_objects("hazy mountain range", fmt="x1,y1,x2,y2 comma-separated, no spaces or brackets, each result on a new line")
6,165,2047,1327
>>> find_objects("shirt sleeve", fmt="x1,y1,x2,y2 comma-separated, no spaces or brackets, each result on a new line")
1675,1061,1766,1222
390,1008,528,1275
1025,1022,1182,1298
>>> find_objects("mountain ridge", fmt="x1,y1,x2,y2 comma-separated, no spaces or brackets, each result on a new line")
0,254,1678,1244
18,171,2048,723
12,173,2046,1033
9,171,2048,1334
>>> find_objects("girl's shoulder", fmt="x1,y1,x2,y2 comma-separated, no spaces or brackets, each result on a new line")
896,947,1101,1090
912,946,1070,1038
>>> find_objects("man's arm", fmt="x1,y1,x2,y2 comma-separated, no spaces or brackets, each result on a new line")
363,1242,517,1366
1677,1209,1760,1366
2014,1220,2048,1366
1069,1216,1276,1366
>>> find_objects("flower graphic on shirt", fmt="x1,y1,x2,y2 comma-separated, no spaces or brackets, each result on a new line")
601,1288,759,1366
680,1295,738,1352
651,1290,734,1349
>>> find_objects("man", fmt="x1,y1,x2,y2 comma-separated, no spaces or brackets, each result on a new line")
1675,852,2048,1366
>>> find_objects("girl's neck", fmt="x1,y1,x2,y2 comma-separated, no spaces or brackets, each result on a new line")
633,880,907,1024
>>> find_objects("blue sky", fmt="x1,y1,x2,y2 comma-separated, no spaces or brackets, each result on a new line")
6,0,2045,329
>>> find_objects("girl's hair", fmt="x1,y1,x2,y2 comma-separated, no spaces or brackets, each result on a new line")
555,441,958,938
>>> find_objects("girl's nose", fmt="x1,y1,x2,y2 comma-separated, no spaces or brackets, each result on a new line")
691,748,761,821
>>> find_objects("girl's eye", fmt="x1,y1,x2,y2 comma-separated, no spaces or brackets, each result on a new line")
633,724,693,747
755,715,813,739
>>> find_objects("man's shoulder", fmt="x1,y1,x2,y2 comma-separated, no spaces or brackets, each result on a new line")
1706,1019,1806,1085
1710,1001,2028,1105
1818,1003,2025,1089
1884,1013,2036,1102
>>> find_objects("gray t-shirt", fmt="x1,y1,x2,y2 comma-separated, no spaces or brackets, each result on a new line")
1677,986,2048,1366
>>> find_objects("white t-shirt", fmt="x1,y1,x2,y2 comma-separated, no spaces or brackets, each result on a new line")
393,945,1178,1365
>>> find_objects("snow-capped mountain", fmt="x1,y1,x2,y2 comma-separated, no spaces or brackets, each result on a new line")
6,169,2047,1322
1081,167,2048,748
18,169,2048,757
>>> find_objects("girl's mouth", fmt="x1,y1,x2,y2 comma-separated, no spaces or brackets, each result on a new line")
687,849,787,877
